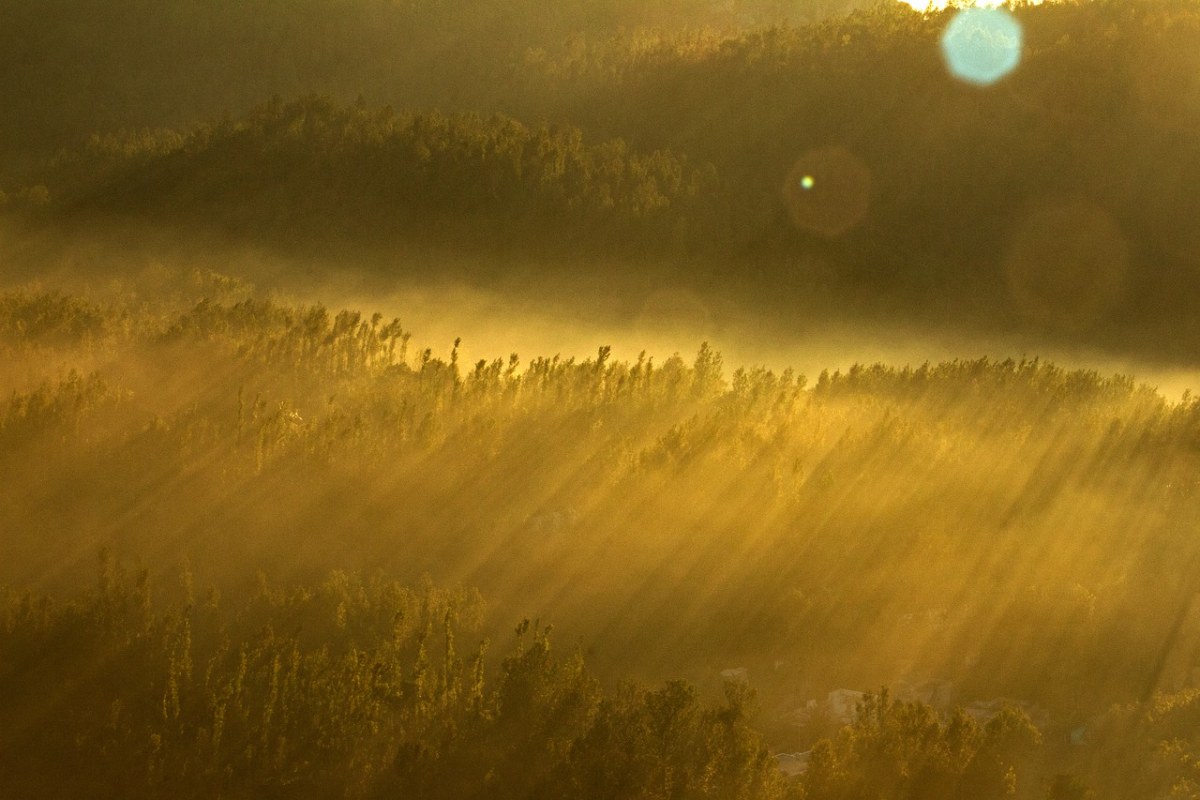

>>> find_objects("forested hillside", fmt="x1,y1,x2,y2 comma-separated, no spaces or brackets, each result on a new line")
39,99,718,254
8,0,1200,362
3,565,794,799
0,0,861,164
3,271,1200,796
7,1,1200,796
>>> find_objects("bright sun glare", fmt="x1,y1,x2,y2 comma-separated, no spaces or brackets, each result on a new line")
898,0,1044,9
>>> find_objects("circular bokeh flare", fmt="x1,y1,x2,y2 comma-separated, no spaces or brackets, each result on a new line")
940,7,1023,87
1003,200,1129,331
782,147,872,238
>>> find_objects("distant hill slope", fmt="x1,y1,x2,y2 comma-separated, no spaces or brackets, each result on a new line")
6,1,1200,356
0,0,863,166
35,97,719,257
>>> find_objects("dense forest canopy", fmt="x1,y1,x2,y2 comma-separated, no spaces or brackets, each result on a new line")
8,0,1200,365
0,0,863,162
3,274,1200,796
7,0,1200,797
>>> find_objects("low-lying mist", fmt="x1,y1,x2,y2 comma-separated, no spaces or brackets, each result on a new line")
5,220,1198,403
5,256,1200,710
6,253,1200,798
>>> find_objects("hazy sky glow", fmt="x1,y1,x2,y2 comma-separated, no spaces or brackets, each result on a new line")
898,0,1044,10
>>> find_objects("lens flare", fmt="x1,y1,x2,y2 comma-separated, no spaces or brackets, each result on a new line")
1003,200,1128,331
940,7,1023,86
783,148,872,237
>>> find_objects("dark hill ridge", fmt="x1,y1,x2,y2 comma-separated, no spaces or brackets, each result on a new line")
1,1,1198,348
6,1,1200,360
46,99,716,253
0,0,865,165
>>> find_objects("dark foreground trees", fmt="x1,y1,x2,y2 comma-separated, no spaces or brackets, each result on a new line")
4,278,1200,798
803,691,1042,800
0,564,797,800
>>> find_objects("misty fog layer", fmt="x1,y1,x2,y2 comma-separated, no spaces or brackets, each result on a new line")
7,0,1200,798
8,1,1200,368
3,271,1200,797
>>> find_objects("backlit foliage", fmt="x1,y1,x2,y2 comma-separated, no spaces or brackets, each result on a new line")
0,561,794,799
4,2,1200,793
9,1,1200,349
2,276,1200,796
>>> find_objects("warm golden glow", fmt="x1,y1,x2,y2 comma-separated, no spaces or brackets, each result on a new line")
899,0,1045,10
3,0,1200,795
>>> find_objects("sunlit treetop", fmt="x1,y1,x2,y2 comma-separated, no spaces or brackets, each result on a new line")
897,0,1044,10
